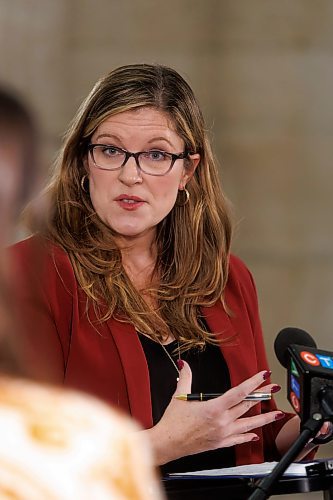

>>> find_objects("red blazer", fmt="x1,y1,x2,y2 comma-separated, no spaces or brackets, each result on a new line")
10,236,293,465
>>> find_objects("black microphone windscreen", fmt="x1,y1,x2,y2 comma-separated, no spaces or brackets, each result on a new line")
274,327,317,368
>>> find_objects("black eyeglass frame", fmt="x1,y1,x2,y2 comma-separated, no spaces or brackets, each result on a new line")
88,144,189,177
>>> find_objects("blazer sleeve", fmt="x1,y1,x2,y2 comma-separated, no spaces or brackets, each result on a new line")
230,255,296,461
9,237,75,384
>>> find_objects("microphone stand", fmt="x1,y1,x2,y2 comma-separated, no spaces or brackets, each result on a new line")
248,412,324,500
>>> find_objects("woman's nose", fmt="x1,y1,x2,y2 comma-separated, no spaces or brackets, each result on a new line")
117,156,142,185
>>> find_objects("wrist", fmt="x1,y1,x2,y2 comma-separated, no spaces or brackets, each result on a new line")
142,425,173,466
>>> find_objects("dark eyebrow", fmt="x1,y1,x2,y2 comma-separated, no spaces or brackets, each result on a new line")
94,133,120,142
147,137,174,148
94,133,175,149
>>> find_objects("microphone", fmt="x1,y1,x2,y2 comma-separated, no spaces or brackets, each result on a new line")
274,327,333,423
248,327,333,499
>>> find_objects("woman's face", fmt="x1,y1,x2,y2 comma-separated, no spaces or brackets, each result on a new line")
86,107,199,244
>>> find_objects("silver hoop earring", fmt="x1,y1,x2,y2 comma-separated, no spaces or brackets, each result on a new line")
80,175,89,193
176,188,190,206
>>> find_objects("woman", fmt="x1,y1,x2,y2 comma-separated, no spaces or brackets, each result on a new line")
1,87,162,499
10,64,329,474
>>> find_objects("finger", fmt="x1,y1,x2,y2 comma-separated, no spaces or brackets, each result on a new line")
232,411,285,435
255,383,281,394
228,398,262,421
174,360,192,396
220,433,259,448
228,383,282,420
316,421,332,438
216,370,271,409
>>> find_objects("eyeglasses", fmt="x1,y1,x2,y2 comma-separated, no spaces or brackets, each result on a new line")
88,144,188,176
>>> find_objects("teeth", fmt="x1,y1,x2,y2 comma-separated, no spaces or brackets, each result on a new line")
122,199,137,203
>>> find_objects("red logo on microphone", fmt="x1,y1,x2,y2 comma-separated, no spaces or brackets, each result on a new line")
300,351,320,366
290,391,300,412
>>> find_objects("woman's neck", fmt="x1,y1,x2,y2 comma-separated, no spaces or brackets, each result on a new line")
116,232,174,342
116,232,158,290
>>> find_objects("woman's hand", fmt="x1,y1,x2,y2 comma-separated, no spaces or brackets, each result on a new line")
144,361,284,466
276,415,333,460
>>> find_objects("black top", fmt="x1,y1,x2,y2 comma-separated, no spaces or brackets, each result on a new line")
139,330,235,474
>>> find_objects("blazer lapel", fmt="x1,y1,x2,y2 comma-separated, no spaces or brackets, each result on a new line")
107,317,153,429
202,301,254,465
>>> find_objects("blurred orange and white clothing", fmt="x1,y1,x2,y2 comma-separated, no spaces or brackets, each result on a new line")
0,377,163,500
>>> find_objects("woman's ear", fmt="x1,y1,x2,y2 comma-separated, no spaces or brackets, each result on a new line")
179,153,200,188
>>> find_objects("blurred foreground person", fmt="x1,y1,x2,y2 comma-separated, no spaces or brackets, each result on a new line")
0,88,163,500
0,378,160,500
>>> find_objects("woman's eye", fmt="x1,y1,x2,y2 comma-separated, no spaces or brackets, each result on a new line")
147,150,167,161
102,146,120,157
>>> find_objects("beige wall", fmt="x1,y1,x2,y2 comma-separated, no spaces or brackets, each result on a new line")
2,0,333,470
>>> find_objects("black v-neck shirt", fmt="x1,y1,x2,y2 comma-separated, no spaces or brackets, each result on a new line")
139,331,235,474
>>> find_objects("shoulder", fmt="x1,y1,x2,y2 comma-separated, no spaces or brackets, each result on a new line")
9,235,76,296
10,234,69,266
226,254,260,320
228,254,257,294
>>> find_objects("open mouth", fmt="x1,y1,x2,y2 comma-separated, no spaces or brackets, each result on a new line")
115,195,145,210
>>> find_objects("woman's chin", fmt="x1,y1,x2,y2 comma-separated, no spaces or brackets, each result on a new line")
109,224,153,240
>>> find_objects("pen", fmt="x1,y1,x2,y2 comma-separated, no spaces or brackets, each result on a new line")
175,392,272,401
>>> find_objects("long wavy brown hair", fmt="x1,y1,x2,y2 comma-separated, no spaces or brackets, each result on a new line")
41,64,233,350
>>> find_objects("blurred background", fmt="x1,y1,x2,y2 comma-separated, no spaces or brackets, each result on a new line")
1,0,333,487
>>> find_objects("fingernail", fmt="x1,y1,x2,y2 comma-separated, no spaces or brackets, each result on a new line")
275,412,285,421
252,435,260,442
177,359,184,370
271,384,281,394
263,370,272,380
